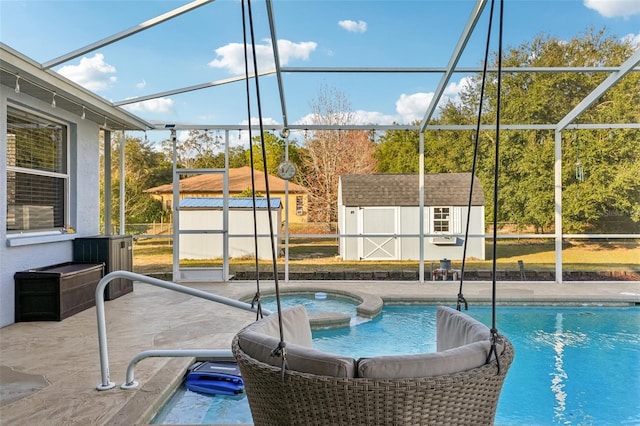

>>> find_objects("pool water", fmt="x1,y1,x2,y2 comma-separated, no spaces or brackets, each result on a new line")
261,293,359,317
151,303,640,425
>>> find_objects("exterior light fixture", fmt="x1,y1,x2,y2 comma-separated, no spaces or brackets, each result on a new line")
81,106,86,120
51,92,56,108
14,75,20,93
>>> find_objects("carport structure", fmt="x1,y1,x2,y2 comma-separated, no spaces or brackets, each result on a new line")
1,0,639,283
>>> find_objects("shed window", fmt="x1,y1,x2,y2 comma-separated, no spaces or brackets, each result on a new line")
433,207,450,233
296,195,304,215
6,107,68,232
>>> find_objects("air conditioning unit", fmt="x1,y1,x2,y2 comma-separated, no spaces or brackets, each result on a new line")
15,205,54,229
430,236,457,245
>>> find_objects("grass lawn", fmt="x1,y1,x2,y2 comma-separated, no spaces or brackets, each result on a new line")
132,237,639,275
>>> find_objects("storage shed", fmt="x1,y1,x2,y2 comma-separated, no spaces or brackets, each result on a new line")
338,173,485,261
179,197,281,261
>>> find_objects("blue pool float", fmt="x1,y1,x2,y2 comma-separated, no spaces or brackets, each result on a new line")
185,361,244,396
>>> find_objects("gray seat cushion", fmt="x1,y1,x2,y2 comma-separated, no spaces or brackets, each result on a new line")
237,305,357,378
437,306,491,350
357,340,491,379
241,304,313,347
357,306,502,379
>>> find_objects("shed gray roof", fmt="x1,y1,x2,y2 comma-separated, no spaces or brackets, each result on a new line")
180,197,281,209
339,173,485,207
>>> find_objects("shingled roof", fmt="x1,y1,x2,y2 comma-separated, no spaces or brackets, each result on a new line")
339,173,484,207
146,166,306,194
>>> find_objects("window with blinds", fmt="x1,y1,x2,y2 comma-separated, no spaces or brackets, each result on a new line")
6,106,68,232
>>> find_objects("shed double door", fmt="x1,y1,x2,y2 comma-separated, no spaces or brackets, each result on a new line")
358,207,398,260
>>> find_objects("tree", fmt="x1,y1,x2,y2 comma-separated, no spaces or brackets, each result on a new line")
300,85,378,223
160,130,223,169
245,131,301,177
101,134,172,230
562,128,640,233
374,127,420,173
436,28,640,233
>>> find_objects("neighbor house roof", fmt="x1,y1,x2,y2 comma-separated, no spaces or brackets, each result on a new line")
180,197,281,209
146,166,306,194
340,173,485,207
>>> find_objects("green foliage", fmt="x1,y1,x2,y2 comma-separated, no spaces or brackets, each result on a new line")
160,130,223,169
245,131,301,178
235,188,265,198
563,129,640,233
101,29,638,235
373,28,639,234
374,127,420,173
101,135,172,228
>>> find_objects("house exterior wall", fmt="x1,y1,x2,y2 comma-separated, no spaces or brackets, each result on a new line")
1,89,102,327
179,208,281,260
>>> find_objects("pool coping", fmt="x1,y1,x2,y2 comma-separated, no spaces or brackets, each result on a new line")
238,286,385,328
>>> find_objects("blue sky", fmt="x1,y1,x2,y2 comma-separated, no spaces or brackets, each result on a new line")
1,0,639,137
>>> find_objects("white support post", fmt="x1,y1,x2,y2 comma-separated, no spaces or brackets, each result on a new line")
103,130,112,235
419,132,425,283
171,130,180,282
554,130,563,283
223,130,230,281
284,138,290,282
119,131,125,235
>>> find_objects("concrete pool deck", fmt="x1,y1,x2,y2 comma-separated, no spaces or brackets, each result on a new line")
1,279,638,425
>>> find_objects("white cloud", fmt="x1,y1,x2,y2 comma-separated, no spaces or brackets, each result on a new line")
394,77,472,123
583,0,640,18
442,76,473,106
236,117,281,144
395,92,434,123
177,130,190,143
57,53,116,91
622,32,640,47
122,97,175,114
209,39,317,74
295,110,395,127
295,78,473,127
295,113,316,126
444,76,472,97
353,110,397,125
338,20,367,33
136,79,146,89
240,117,280,126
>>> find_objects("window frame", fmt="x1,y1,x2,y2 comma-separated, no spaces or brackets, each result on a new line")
6,105,70,235
295,195,304,215
432,206,451,234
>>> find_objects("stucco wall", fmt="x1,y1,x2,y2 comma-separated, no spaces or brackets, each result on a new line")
1,89,101,327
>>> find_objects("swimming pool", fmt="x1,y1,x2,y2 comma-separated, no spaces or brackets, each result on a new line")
151,303,640,425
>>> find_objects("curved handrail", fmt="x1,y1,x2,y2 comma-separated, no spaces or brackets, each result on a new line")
96,270,271,390
121,349,233,389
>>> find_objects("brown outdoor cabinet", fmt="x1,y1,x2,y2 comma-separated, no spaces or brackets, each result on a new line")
73,235,133,300
15,262,104,321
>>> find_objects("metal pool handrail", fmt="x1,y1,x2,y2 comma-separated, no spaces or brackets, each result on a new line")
120,349,234,390
95,270,271,391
